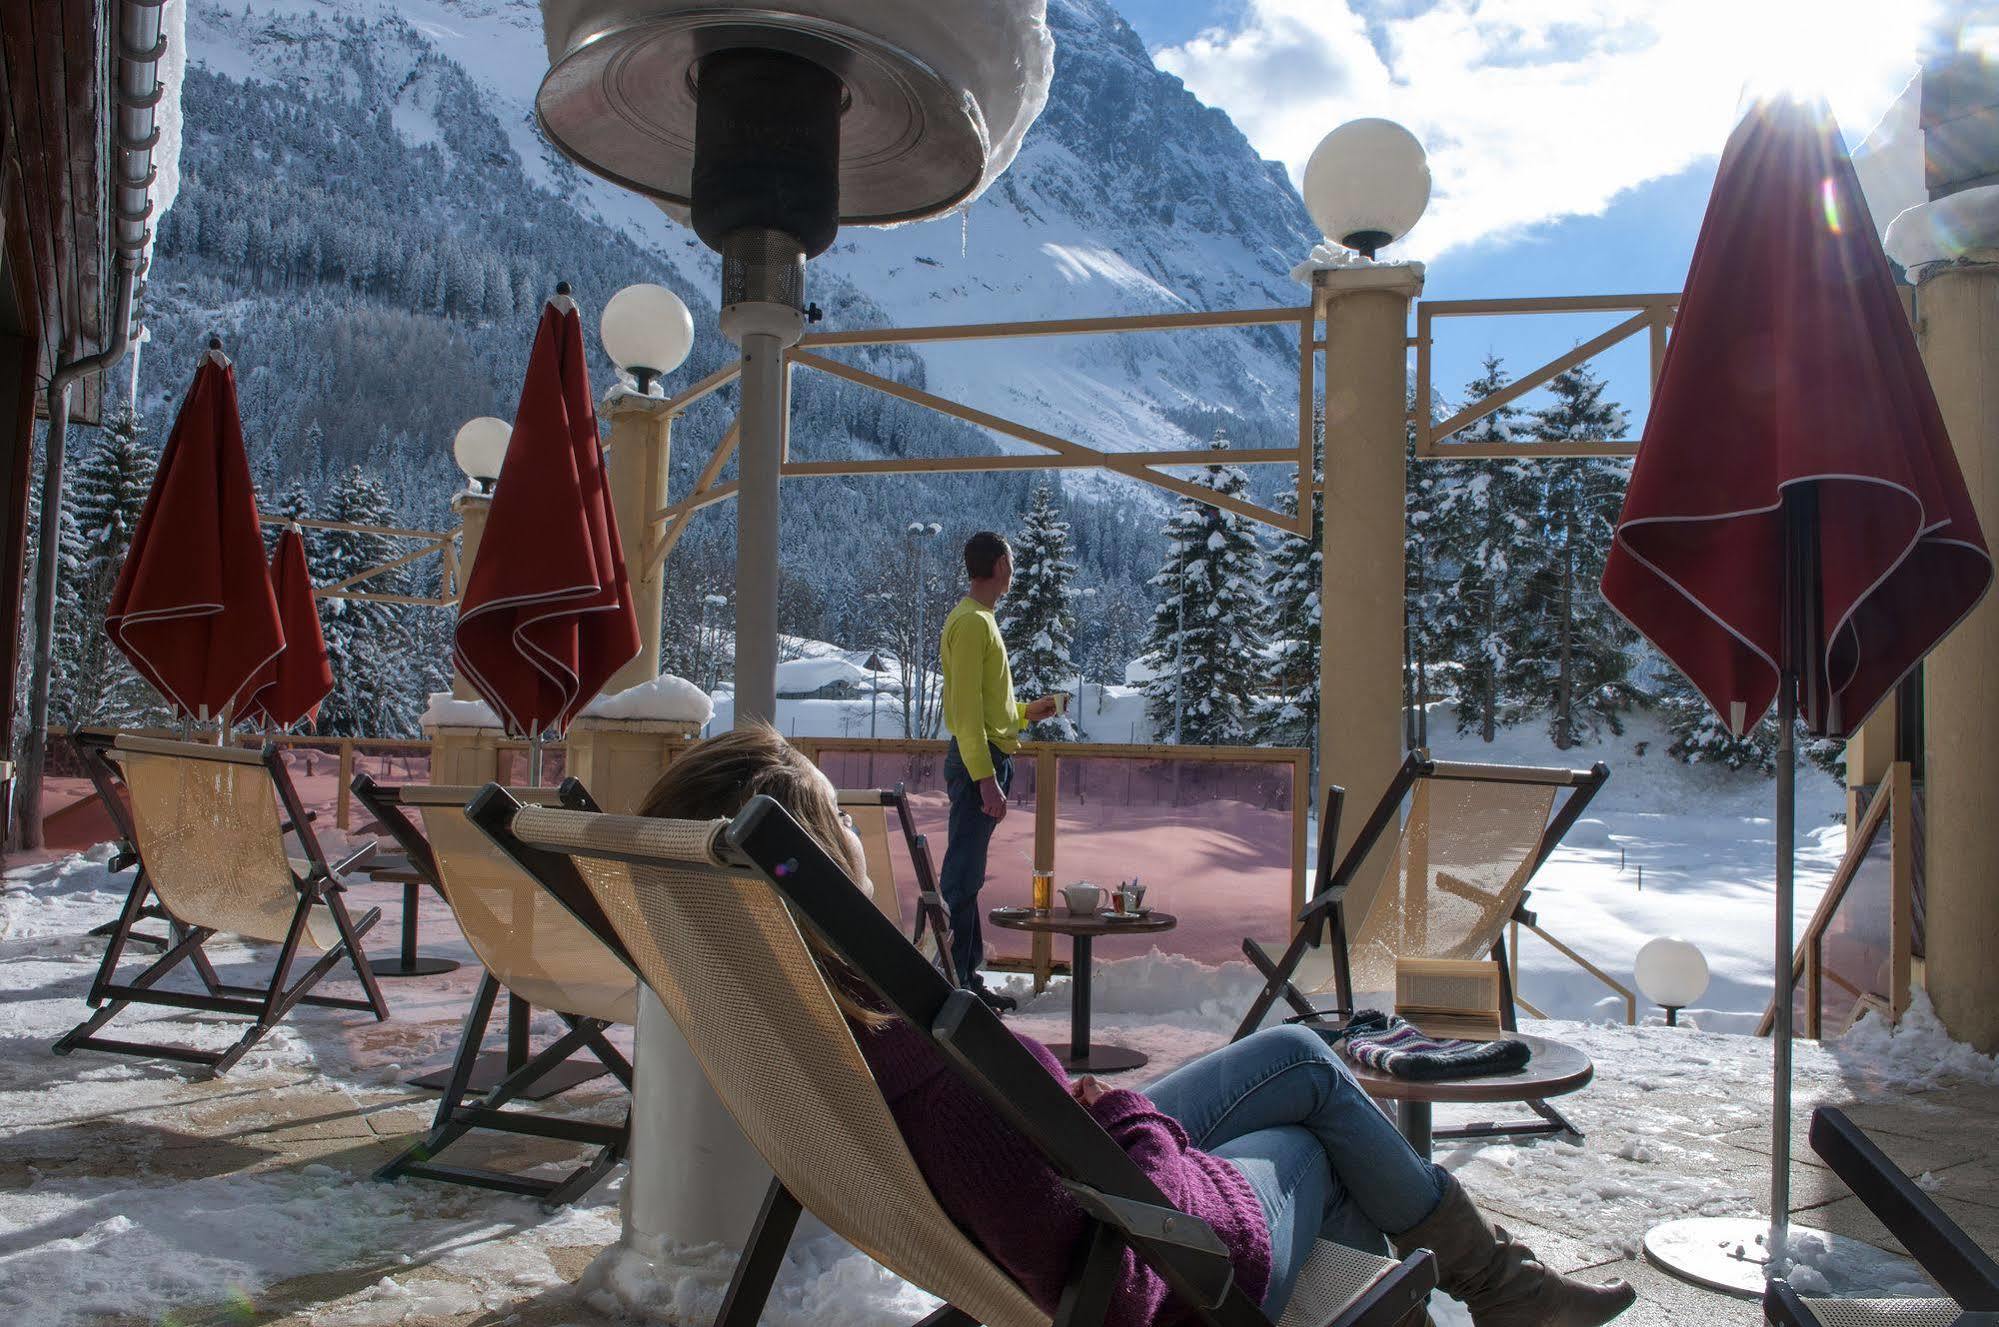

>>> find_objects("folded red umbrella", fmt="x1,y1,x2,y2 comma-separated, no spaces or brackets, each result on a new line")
242,526,333,731
454,292,640,736
1603,97,1991,739
106,346,285,723
1602,96,1992,1277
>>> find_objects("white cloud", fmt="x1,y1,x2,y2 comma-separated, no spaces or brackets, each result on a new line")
1155,0,1938,256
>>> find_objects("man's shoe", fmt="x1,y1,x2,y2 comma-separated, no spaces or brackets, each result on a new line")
974,987,1018,1015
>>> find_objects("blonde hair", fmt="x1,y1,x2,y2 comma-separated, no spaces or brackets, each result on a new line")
637,723,890,1026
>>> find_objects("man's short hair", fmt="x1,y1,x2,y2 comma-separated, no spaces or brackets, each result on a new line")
964,531,1011,581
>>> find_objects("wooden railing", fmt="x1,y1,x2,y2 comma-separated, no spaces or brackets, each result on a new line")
1412,293,1679,459
1757,761,1916,1039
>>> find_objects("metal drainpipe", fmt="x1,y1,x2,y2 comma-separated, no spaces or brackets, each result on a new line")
13,0,166,849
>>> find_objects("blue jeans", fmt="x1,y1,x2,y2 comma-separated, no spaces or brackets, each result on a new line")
1144,1025,1449,1315
940,739,1010,990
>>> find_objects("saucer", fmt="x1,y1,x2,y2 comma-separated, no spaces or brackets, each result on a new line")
1098,909,1152,923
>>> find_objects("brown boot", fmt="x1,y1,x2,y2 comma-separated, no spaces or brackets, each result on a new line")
1391,1175,1636,1327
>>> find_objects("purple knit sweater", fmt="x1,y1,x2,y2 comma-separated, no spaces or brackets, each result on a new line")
857,1019,1271,1325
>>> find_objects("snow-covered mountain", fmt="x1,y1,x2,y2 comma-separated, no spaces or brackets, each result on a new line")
176,0,1315,452
131,0,1320,663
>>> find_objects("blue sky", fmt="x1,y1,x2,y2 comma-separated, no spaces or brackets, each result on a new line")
1106,0,1940,428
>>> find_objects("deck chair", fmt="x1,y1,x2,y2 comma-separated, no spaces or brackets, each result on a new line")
57,733,389,1076
1233,751,1607,1145
839,785,959,987
1765,1107,1999,1327
74,728,225,968
471,786,1438,1327
350,775,633,1208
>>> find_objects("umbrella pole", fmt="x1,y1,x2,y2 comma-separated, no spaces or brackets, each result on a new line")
528,729,544,785
1772,668,1796,1267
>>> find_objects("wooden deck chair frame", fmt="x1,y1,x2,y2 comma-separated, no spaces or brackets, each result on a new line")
58,732,389,1077
350,773,632,1209
837,784,960,988
1232,750,1608,1146
470,786,1438,1327
1765,1107,1999,1327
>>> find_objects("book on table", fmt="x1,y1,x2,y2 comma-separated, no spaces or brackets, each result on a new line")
1393,957,1505,1042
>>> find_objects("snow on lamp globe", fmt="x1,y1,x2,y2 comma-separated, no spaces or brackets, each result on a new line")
452,416,511,493
1635,936,1709,1027
1302,118,1432,259
602,282,694,396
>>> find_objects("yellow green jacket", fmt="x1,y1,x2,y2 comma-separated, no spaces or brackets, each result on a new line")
940,595,1027,780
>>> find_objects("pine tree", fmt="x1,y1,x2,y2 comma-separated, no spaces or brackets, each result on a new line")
315,466,423,736
1435,356,1543,742
1256,414,1322,754
1518,365,1641,749
1141,430,1267,745
1404,390,1447,749
1000,484,1079,740
54,415,164,727
1659,666,1849,777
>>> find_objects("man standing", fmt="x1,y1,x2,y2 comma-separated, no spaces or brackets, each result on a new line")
939,531,1060,1012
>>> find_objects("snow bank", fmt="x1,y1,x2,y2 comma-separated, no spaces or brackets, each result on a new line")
776,655,880,696
1834,989,1999,1092
421,672,713,729
585,672,712,724
420,691,499,729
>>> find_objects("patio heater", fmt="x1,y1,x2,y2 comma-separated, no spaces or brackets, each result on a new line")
532,0,1053,1268
536,0,1053,724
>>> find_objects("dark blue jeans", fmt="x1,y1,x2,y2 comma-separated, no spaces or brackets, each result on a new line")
940,739,1010,990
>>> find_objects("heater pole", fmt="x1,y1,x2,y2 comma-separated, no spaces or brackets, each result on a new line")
732,332,789,724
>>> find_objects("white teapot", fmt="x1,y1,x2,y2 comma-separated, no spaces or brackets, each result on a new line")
1060,881,1104,915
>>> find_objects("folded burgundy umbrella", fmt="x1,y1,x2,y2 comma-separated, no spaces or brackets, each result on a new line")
242,525,333,731
106,345,284,724
1602,97,1991,1284
454,290,640,766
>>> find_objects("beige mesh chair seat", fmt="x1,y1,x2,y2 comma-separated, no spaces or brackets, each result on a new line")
59,733,389,1077
351,776,633,1209
473,788,1437,1327
1764,1108,1998,1327
1234,750,1607,1146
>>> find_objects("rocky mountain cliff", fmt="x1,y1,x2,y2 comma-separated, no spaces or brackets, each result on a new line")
136,0,1320,642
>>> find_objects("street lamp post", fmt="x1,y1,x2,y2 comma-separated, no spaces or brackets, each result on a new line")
1073,586,1097,741
865,650,885,739
906,521,941,736
700,592,728,693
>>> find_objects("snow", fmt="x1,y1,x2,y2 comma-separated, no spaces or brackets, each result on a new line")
584,672,713,724
420,673,713,729
1,849,1978,1323
776,655,881,696
1884,184,1999,274
419,691,499,730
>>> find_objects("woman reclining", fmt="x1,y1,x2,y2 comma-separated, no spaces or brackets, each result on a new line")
639,725,1634,1327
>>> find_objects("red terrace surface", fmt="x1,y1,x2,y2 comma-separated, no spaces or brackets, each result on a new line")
30,743,1299,969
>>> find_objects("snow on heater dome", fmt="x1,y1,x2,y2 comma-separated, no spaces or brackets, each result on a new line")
535,0,1053,225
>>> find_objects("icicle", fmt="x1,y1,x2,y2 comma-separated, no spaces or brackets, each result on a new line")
960,205,969,259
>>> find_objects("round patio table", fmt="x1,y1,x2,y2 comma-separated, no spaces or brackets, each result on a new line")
364,852,459,978
989,907,1176,1073
1338,1032,1592,1160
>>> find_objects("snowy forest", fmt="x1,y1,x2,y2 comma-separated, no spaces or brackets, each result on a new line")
26,350,1838,779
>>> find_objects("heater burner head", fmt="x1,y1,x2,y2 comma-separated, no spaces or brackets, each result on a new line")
536,7,989,226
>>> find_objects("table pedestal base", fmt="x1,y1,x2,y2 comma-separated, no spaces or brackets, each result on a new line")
1046,1044,1149,1074
1643,1216,1926,1301
371,956,459,978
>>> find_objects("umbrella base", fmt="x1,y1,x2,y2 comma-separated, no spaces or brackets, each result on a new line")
1643,1216,1923,1299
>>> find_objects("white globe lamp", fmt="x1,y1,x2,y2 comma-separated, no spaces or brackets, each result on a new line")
452,416,511,492
1635,937,1710,1026
1302,118,1432,259
601,283,695,395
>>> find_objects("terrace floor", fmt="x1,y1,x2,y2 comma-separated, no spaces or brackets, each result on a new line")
3,854,1992,1327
